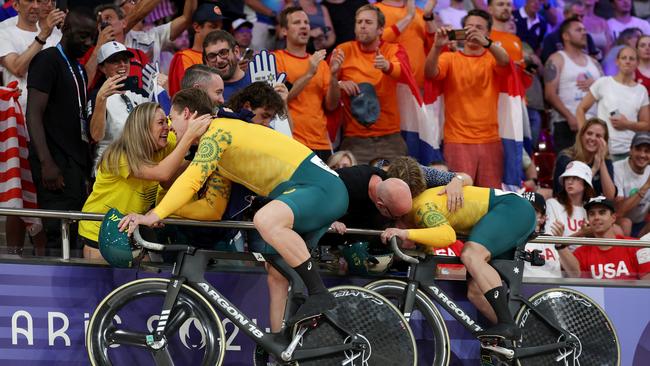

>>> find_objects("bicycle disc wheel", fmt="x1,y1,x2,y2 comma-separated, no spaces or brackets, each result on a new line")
514,288,620,366
365,279,451,366
87,278,226,366
294,285,417,366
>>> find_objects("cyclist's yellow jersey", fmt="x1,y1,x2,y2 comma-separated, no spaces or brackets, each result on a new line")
406,186,491,248
153,117,313,220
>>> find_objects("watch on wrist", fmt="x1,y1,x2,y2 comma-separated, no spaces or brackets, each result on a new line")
34,35,46,45
423,13,434,21
483,37,493,49
455,174,464,183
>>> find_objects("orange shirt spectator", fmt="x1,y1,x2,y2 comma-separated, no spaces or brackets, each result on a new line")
274,50,333,151
336,40,402,138
168,49,203,96
491,30,524,63
376,1,435,87
435,51,507,144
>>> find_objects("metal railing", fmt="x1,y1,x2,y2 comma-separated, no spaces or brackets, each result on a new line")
1,207,649,261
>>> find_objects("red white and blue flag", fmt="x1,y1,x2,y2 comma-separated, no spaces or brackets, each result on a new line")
0,81,42,233
417,59,531,188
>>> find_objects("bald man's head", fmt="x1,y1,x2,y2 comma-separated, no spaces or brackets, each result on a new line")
375,178,412,218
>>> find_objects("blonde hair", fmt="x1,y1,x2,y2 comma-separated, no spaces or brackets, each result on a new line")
562,118,609,163
386,156,427,197
327,150,357,169
99,102,164,176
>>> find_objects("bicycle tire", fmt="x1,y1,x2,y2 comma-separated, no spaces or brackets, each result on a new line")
365,279,451,366
293,285,417,366
87,278,226,366
514,287,620,366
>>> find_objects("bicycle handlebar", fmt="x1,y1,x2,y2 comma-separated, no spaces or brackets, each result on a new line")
133,227,168,251
390,236,419,264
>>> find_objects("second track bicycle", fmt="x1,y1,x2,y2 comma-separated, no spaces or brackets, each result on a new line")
86,228,418,365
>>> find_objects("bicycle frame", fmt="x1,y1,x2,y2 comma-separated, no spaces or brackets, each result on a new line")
398,246,580,360
147,247,360,362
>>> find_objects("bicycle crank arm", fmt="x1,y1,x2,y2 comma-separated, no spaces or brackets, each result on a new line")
514,341,573,359
481,344,515,360
291,342,359,361
281,326,309,361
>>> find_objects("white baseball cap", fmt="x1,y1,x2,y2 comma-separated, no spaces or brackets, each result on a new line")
97,41,134,64
559,160,593,187
232,18,253,31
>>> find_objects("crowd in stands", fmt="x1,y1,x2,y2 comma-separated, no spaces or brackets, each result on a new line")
0,0,649,282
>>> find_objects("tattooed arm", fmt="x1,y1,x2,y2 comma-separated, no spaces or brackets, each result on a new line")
406,202,457,248
153,126,233,220
543,54,579,131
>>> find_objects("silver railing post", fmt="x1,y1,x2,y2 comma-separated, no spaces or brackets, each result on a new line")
61,219,70,260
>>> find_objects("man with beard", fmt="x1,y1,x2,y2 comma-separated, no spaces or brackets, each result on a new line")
274,6,343,161
26,8,97,253
488,0,524,63
334,4,409,164
202,29,251,101
541,0,601,63
544,17,602,153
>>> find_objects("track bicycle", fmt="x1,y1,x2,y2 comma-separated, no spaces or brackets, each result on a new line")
86,228,417,365
365,239,621,366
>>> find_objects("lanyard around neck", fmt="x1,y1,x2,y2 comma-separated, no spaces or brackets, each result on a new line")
56,43,87,116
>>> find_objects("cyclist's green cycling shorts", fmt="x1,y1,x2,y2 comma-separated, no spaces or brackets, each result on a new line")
468,189,536,258
260,153,348,253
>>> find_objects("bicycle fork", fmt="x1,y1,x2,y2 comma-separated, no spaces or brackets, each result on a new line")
145,276,186,349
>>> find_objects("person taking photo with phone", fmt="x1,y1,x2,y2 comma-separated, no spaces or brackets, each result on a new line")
424,9,510,189
87,41,149,176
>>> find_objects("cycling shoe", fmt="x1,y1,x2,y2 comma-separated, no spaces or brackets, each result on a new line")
287,292,336,325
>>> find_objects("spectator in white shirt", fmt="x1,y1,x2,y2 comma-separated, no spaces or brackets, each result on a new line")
607,0,650,39
438,0,468,28
0,0,65,108
576,46,650,160
545,161,595,238
614,132,650,236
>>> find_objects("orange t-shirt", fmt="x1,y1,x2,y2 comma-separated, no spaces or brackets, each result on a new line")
168,48,203,97
435,51,508,144
274,50,332,150
335,41,402,138
490,30,524,63
376,2,434,88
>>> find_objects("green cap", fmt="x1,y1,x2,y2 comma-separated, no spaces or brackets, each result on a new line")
98,208,138,268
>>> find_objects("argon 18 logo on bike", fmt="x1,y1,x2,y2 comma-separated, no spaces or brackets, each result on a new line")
198,283,264,338
429,286,483,332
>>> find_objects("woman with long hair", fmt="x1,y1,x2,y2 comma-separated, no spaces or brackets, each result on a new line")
553,118,616,200
577,46,650,161
636,35,650,94
78,102,210,259
546,161,596,237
